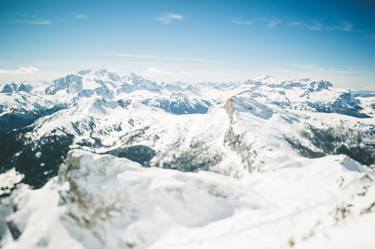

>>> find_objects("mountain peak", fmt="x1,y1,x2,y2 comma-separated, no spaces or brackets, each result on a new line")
78,68,123,81
77,69,92,76
254,74,279,83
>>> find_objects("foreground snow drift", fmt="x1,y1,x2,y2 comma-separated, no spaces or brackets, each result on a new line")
1,150,374,249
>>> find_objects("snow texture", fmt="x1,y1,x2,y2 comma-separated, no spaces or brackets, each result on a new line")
1,69,375,249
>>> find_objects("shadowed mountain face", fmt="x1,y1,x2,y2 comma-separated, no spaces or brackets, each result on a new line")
0,104,68,134
0,70,374,189
1,83,33,94
0,128,74,188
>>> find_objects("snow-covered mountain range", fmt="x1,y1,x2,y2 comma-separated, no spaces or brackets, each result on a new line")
0,69,375,249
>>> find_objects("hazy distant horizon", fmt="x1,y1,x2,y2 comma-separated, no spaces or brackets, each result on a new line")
1,67,375,91
1,0,374,89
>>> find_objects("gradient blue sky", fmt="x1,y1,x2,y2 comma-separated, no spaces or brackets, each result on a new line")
0,0,375,89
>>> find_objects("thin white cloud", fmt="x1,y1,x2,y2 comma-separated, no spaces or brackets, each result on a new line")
0,66,40,75
307,22,323,31
12,13,88,25
265,18,282,29
292,21,323,31
254,17,282,29
156,13,184,24
232,16,360,33
106,53,221,64
338,21,353,32
288,21,303,27
232,17,252,26
15,18,52,25
324,21,354,32
233,17,282,29
144,67,171,75
73,14,88,20
288,20,356,32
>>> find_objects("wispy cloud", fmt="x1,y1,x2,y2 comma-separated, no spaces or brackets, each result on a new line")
73,14,88,20
156,13,184,24
0,66,40,75
15,18,52,25
253,17,282,29
233,16,361,33
264,18,282,29
12,13,88,25
337,21,353,32
369,33,375,40
231,17,281,29
144,67,171,75
288,20,356,32
106,53,221,64
288,21,322,31
232,17,252,26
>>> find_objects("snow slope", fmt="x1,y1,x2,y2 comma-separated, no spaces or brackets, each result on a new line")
1,150,374,249
0,69,375,248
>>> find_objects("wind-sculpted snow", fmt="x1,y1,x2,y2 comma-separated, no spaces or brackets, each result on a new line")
1,69,375,248
1,150,374,249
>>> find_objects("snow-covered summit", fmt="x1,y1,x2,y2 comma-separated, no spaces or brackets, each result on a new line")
0,69,373,183
246,74,333,91
1,82,33,94
1,69,375,249
44,69,158,97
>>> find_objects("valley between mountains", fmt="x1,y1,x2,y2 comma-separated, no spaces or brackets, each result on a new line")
0,69,375,249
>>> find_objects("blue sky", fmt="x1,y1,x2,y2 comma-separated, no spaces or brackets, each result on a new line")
0,0,375,89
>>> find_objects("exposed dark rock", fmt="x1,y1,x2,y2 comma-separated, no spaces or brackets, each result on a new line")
0,104,67,134
0,129,74,188
286,125,375,165
105,145,156,167
6,220,22,240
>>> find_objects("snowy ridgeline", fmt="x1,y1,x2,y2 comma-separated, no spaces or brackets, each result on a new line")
0,69,375,249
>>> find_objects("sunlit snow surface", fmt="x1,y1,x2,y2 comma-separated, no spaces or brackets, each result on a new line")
0,70,375,249
1,151,375,249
